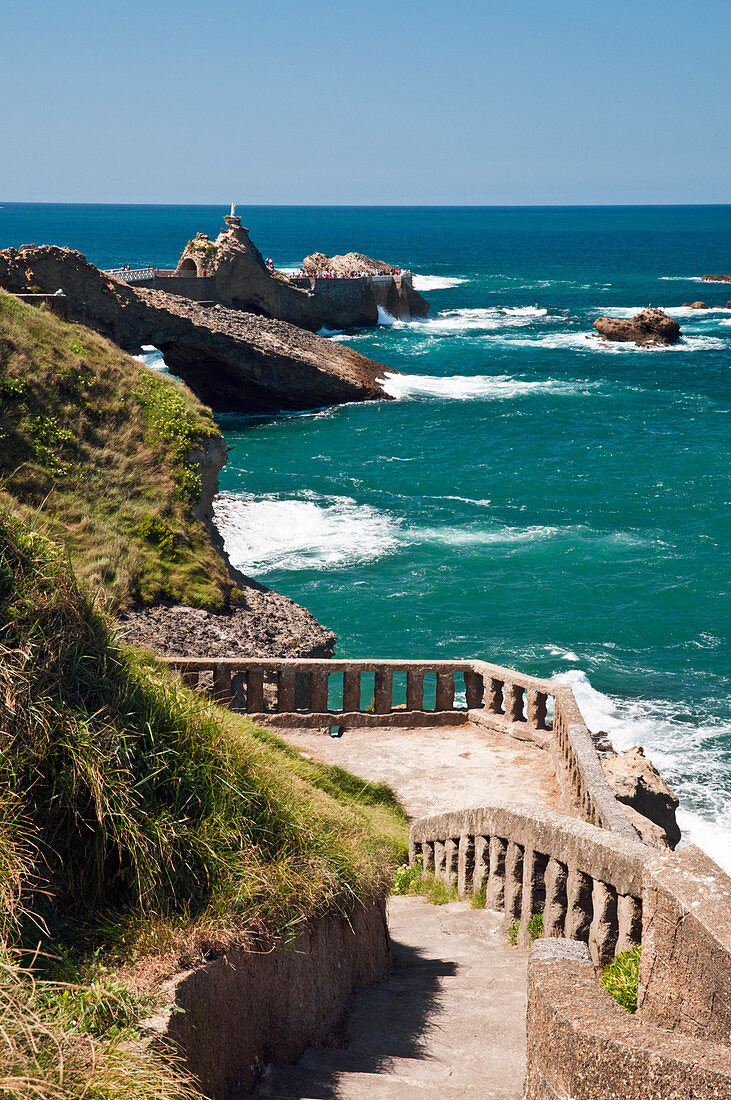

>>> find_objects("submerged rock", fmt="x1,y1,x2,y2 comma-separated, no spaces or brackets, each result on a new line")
593,307,681,347
602,746,681,849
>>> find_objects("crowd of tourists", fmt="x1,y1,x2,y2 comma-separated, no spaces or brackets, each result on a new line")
287,266,410,280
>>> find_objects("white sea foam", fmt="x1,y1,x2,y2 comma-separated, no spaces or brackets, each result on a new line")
553,669,731,874
413,524,561,547
489,331,726,353
133,346,167,371
213,493,400,573
411,274,467,291
392,306,550,336
378,371,585,401
596,305,731,320
659,275,721,283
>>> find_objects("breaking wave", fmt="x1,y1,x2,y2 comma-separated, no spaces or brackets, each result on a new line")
554,669,731,874
393,306,551,336
213,493,400,573
379,371,593,401
411,274,468,291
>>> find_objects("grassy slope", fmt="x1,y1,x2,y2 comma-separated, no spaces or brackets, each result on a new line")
0,291,233,609
0,509,406,1098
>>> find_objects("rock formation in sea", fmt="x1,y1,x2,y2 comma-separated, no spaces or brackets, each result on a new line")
170,215,429,330
0,245,395,412
682,301,708,309
593,307,681,347
702,273,731,282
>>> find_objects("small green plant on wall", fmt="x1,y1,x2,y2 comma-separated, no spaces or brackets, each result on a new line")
601,945,641,1012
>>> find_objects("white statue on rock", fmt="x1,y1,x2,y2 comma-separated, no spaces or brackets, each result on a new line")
230,203,236,217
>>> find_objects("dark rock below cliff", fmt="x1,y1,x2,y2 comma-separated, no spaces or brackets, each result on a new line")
602,746,681,849
593,307,681,347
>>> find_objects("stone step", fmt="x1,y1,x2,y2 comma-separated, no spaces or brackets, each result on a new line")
243,1061,491,1097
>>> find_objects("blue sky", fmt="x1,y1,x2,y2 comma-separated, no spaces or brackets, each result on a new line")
2,0,729,204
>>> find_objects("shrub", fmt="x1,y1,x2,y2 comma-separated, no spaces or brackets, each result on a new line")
601,945,641,1012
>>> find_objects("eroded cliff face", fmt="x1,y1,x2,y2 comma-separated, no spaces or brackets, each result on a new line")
0,246,392,412
602,746,681,849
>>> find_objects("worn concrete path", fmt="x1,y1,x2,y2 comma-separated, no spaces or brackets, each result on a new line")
240,895,526,1099
277,721,564,819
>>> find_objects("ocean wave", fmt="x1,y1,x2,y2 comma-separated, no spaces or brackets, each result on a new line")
659,275,719,283
411,274,467,291
378,371,588,401
132,346,167,371
391,306,551,336
488,331,727,353
377,305,396,325
414,524,561,547
596,305,731,320
213,493,400,573
553,669,731,874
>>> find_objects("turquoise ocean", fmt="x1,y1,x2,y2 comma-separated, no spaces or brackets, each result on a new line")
1,204,729,868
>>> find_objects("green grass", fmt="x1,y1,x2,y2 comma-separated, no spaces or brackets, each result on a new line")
391,860,459,905
0,290,233,609
507,912,544,946
0,508,408,1098
601,945,641,1012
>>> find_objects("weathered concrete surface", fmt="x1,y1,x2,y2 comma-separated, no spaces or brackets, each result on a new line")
275,722,566,819
639,845,731,1044
147,899,389,1100
247,896,527,1099
0,246,393,412
526,938,731,1100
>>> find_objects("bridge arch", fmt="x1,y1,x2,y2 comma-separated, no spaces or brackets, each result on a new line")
178,257,198,276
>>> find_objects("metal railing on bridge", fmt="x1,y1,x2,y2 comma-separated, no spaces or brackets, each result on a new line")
104,266,155,283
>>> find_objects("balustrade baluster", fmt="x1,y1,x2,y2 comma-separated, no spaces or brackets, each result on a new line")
444,839,458,888
433,840,446,881
294,672,310,711
435,670,455,711
309,669,329,712
342,668,361,712
519,849,548,943
487,836,507,911
504,842,524,921
503,683,526,722
421,841,435,877
464,669,484,709
589,881,619,965
485,677,504,714
246,668,265,713
457,836,474,897
543,858,568,938
616,894,642,954
277,666,296,712
473,836,489,894
565,868,593,942
406,669,425,710
374,668,393,714
526,689,549,729
212,665,233,706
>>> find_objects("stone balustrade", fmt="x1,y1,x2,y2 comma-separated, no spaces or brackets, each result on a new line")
409,801,649,964
162,656,636,838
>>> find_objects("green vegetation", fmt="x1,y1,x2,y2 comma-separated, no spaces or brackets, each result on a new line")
507,912,544,946
391,860,459,905
601,945,641,1012
0,291,233,608
0,509,407,1098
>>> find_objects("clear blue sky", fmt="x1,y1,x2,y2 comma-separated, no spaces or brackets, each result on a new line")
2,0,729,204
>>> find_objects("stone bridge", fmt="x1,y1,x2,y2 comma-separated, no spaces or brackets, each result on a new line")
0,246,393,412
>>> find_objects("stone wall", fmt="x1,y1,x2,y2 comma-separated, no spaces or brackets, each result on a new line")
525,939,731,1100
639,845,731,1044
150,899,389,1099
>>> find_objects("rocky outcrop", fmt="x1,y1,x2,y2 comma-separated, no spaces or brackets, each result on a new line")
682,301,708,309
702,273,731,282
302,251,397,276
602,746,681,849
0,246,393,412
593,307,681,347
170,217,429,329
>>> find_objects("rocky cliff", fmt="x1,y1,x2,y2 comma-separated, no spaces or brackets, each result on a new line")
0,246,393,412
173,218,429,329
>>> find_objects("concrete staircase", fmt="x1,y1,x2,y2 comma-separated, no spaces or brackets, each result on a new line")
236,895,527,1100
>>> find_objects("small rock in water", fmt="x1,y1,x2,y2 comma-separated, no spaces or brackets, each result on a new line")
593,306,681,347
